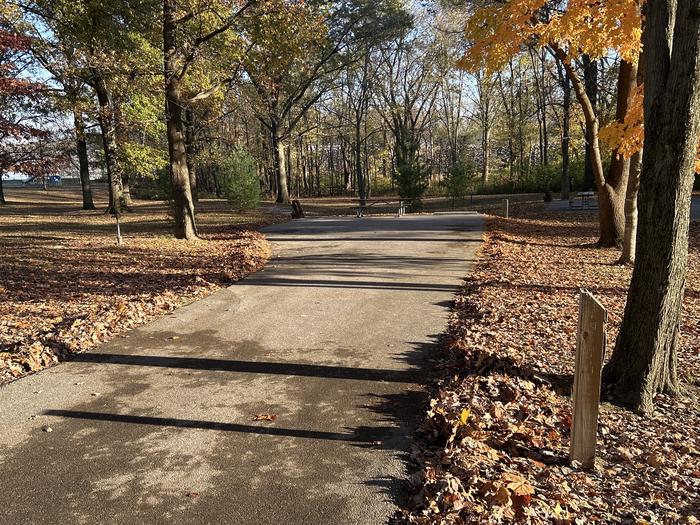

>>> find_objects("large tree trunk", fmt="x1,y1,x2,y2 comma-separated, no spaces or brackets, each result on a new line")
271,128,290,204
91,68,123,216
74,110,95,210
603,0,700,412
163,0,198,239
0,173,5,205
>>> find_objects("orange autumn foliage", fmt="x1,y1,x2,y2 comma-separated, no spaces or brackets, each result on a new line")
459,0,642,73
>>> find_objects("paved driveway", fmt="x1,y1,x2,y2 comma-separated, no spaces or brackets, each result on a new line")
0,213,483,525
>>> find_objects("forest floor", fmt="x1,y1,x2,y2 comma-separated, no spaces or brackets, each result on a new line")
398,204,700,524
0,186,277,383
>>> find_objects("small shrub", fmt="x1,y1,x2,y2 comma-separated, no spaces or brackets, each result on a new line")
444,161,478,204
395,161,429,209
220,149,260,210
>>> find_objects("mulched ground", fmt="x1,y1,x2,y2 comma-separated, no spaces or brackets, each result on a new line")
397,204,700,524
0,187,277,383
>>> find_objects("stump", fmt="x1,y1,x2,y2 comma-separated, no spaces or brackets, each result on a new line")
291,200,305,219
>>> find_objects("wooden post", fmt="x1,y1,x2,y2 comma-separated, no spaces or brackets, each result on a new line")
502,199,509,218
570,289,607,468
115,215,123,246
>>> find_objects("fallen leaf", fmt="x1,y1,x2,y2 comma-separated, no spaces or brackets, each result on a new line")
252,413,277,422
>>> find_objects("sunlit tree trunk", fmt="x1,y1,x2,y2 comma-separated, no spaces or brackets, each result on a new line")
163,0,198,239
113,102,132,208
598,60,638,247
619,150,642,264
91,68,123,216
553,46,635,247
603,0,700,412
271,126,290,203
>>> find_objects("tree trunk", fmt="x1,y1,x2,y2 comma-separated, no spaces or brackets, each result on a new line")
272,129,290,204
355,117,366,206
121,172,132,207
91,68,123,216
0,173,5,205
74,109,95,210
598,60,638,247
582,55,598,191
113,103,132,208
185,106,198,202
541,50,549,166
603,0,700,412
552,46,634,247
560,62,571,200
482,120,490,183
163,0,198,239
619,150,642,264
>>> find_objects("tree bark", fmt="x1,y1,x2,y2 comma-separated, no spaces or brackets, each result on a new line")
619,150,642,264
91,68,123,216
582,55,598,191
113,102,132,208
559,60,571,200
0,173,5,205
271,128,290,204
482,120,490,183
73,109,95,210
184,106,198,202
163,0,198,239
598,60,638,247
603,0,700,412
552,46,635,246
355,117,366,206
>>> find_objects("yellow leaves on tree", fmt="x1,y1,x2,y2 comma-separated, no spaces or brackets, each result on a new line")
540,0,642,62
599,85,700,172
459,0,642,73
599,84,644,157
458,0,547,73
244,0,329,91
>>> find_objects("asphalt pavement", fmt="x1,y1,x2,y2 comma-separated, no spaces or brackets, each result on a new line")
0,213,483,525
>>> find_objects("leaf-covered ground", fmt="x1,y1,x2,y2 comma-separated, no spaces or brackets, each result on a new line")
398,205,700,524
0,186,279,383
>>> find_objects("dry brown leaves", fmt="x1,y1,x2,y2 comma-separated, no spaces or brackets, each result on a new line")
398,205,700,524
0,189,275,383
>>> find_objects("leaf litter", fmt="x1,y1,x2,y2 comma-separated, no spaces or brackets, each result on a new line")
396,205,700,524
0,193,276,383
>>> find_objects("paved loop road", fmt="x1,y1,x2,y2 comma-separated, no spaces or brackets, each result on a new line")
0,213,483,525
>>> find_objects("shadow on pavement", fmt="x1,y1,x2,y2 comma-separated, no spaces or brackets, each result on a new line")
68,353,421,384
